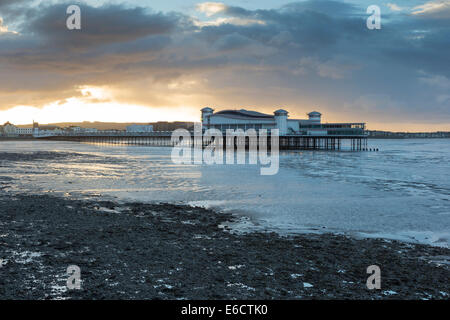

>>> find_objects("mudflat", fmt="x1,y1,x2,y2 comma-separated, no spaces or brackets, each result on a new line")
0,189,448,300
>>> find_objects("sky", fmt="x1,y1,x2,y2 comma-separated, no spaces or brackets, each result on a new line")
0,0,449,131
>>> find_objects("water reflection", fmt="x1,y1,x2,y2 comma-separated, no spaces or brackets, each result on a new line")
0,139,449,247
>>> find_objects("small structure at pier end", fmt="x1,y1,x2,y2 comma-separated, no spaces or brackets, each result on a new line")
201,107,367,150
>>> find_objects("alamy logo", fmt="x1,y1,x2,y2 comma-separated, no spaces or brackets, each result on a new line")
171,124,279,175
66,5,81,30
67,265,81,290
366,5,381,30
366,265,381,289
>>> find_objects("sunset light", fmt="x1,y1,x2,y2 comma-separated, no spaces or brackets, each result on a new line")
0,86,199,125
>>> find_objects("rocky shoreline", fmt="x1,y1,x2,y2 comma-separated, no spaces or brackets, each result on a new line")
0,189,449,300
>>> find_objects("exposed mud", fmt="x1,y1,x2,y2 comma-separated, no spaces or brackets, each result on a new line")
0,191,448,300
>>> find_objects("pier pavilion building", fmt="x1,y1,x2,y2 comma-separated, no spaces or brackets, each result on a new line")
200,108,366,137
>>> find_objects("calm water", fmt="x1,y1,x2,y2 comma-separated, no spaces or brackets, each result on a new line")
1,139,449,247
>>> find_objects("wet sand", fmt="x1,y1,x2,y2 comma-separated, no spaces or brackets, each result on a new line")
0,188,449,300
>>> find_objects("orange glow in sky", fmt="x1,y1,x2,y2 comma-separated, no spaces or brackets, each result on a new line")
1,86,448,132
0,86,199,125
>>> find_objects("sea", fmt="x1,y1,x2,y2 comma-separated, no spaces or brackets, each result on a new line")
0,138,449,247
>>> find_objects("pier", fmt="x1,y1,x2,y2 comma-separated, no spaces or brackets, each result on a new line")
38,132,369,151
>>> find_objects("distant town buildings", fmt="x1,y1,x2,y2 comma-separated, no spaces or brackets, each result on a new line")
0,121,193,137
367,130,450,138
126,124,153,133
2,122,19,135
67,126,98,134
149,121,194,132
35,123,64,136
0,121,35,136
0,121,96,137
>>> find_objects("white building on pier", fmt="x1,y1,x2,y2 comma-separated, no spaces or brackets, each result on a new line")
201,108,366,136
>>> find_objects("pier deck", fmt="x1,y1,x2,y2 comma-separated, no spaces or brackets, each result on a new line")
38,132,369,151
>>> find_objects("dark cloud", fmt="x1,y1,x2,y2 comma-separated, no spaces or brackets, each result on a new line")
0,0,25,7
214,32,252,51
24,3,180,49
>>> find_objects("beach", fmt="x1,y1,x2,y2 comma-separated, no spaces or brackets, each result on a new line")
0,189,449,299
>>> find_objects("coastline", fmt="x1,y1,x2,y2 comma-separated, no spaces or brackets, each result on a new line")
1,136,450,142
0,190,449,300
0,137,37,141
